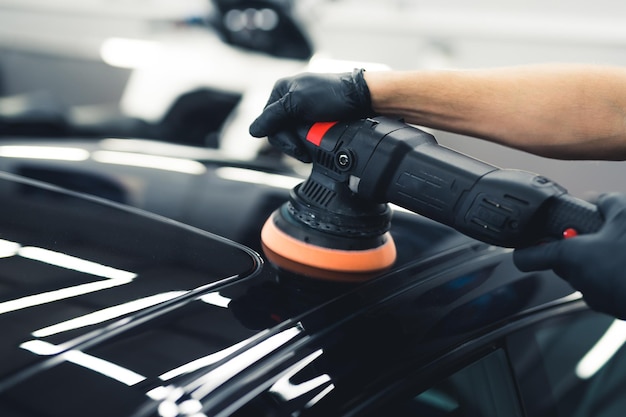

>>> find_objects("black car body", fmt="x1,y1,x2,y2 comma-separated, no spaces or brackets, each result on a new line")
0,137,624,417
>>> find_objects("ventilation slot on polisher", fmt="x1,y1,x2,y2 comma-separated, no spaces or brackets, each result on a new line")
315,144,343,174
300,180,335,207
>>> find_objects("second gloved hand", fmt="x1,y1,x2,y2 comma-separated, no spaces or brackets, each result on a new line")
249,69,374,162
513,192,626,319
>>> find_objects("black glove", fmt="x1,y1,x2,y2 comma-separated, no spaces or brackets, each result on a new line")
514,192,626,319
249,69,374,162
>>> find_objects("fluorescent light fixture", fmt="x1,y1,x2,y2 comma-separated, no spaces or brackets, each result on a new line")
198,292,231,308
32,291,186,337
92,150,207,175
100,37,161,69
576,319,626,379
215,167,302,189
0,146,89,161
21,340,146,386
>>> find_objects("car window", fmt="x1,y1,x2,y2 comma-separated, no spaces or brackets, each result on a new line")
378,349,522,417
508,311,626,417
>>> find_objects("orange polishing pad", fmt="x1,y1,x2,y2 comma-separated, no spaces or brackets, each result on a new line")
261,211,397,274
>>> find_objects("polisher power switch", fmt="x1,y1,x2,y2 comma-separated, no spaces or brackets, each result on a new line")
469,197,512,231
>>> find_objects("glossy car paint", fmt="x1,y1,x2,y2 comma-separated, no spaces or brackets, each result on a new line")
0,170,267,415
0,138,581,416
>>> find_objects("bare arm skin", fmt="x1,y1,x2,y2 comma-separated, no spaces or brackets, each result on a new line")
365,64,626,160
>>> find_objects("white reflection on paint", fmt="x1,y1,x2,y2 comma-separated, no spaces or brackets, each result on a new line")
32,291,186,337
20,340,145,386
576,318,626,379
189,325,304,399
92,150,206,175
198,292,231,308
0,238,20,258
19,246,136,280
269,349,331,401
159,336,258,382
0,277,134,315
215,167,302,189
0,243,137,315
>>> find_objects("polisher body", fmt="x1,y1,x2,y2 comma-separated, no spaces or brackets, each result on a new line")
261,116,604,275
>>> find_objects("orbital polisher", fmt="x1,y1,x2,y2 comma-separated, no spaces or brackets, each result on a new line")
261,116,604,277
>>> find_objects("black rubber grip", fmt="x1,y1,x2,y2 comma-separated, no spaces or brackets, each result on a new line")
544,194,604,239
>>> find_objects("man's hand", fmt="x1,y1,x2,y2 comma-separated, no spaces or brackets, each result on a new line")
249,69,373,162
514,193,626,319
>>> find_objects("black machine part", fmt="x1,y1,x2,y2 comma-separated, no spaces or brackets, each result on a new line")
295,116,603,248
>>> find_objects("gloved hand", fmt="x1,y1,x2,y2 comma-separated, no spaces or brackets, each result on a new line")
514,192,626,319
249,69,374,162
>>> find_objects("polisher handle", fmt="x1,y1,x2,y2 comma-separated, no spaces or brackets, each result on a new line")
543,194,603,239
384,148,605,247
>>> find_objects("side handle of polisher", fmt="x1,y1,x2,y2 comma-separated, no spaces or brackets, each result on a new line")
383,144,604,248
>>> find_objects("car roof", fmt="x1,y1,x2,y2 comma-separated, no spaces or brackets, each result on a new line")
0,139,580,416
0,171,261,379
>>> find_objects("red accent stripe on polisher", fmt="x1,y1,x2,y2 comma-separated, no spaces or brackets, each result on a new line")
306,121,338,146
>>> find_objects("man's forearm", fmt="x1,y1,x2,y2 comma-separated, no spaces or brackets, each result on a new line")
365,64,626,160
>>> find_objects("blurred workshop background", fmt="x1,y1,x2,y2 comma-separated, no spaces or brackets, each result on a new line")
1,0,626,199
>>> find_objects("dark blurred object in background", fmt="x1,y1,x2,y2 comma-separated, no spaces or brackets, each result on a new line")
210,0,312,60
